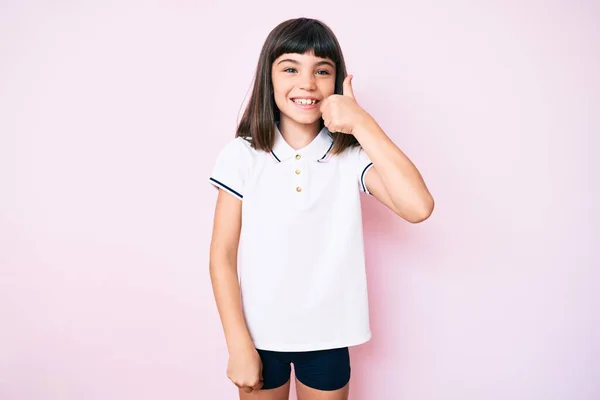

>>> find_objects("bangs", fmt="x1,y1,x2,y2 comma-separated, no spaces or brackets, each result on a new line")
270,20,341,64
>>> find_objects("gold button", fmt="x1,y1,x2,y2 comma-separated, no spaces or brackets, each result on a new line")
295,169,301,175
296,186,302,192
295,154,301,160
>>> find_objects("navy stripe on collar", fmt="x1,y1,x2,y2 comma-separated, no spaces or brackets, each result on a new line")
271,151,281,162
317,141,334,162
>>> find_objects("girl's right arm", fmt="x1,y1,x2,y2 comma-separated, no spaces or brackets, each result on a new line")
209,190,263,393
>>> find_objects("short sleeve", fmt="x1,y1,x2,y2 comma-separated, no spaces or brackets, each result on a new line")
209,138,251,200
356,146,374,195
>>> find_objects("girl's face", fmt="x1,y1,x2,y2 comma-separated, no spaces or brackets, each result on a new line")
271,51,336,128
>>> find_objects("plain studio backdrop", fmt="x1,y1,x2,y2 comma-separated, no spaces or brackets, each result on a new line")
0,1,597,399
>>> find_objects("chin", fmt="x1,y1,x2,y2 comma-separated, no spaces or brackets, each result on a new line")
283,111,322,126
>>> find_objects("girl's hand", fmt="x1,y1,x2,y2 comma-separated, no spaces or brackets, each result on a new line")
227,345,263,394
320,75,373,135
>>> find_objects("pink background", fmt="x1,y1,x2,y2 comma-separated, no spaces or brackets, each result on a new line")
1,1,598,399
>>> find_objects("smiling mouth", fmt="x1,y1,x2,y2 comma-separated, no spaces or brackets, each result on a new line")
290,98,320,105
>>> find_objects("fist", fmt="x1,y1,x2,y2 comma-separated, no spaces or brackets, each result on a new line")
227,347,264,394
320,74,371,135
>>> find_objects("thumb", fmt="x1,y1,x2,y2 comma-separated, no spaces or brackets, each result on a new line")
343,74,355,99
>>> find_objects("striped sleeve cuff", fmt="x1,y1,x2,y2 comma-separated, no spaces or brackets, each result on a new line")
360,162,374,195
209,177,243,200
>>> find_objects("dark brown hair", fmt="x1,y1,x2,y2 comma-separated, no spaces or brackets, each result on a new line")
236,17,359,155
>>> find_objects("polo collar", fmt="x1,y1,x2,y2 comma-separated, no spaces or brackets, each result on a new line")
271,123,334,163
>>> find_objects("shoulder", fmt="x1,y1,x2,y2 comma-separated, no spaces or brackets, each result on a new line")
346,143,370,162
219,135,252,151
216,136,256,160
333,143,364,163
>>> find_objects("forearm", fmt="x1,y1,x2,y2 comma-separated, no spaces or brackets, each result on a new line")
354,117,434,218
209,254,254,354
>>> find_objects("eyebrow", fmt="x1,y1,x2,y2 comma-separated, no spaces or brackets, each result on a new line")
276,59,335,68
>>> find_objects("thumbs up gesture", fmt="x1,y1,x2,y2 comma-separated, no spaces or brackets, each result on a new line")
320,75,372,135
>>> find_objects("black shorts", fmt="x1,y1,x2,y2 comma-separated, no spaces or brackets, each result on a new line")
256,346,351,391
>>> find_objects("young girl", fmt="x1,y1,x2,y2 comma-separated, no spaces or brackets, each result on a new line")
209,17,434,400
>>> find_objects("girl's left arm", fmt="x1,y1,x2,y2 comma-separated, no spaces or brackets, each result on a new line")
354,117,435,223
320,75,434,223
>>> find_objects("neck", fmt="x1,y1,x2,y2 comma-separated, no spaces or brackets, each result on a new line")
278,116,321,151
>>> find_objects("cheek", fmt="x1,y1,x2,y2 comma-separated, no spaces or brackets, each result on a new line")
319,79,336,96
272,80,291,105
272,88,288,109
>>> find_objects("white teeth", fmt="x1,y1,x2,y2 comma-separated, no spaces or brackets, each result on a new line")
293,99,316,105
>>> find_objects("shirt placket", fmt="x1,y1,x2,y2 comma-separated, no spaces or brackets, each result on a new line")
292,153,308,206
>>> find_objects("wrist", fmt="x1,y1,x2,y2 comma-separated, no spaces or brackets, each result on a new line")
227,336,255,354
352,113,377,139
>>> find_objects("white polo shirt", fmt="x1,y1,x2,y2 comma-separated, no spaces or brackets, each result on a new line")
209,123,375,351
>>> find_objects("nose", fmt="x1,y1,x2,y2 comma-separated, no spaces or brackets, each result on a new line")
298,72,316,91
